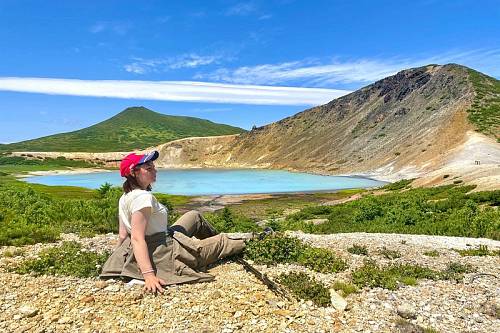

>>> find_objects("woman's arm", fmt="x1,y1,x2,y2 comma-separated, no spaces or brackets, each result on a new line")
130,207,166,293
117,216,128,246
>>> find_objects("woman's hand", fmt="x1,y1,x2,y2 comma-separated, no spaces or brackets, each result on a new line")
143,273,166,293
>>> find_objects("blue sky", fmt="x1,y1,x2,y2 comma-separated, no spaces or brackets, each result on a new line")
0,0,499,143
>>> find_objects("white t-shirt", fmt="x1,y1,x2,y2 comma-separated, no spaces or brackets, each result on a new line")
118,189,169,236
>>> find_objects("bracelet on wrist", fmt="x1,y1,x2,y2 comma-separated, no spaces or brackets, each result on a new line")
142,269,155,275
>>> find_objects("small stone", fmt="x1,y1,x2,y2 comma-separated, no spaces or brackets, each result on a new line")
95,280,108,289
81,296,95,303
18,305,38,318
397,304,417,319
58,317,73,324
329,289,348,311
233,311,242,318
104,284,120,292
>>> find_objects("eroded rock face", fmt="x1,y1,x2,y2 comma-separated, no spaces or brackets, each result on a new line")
154,64,476,178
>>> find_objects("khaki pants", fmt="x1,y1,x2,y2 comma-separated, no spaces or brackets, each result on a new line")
170,210,245,268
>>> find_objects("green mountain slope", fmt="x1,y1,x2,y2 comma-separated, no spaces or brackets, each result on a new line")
1,107,246,152
467,68,500,141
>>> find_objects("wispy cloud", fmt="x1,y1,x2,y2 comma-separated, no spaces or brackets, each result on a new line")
224,1,271,19
124,54,222,74
0,77,350,106
196,49,500,87
89,21,130,35
225,2,257,16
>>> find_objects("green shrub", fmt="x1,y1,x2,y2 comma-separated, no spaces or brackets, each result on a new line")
382,179,414,191
277,272,331,307
205,207,259,233
347,244,368,256
280,185,500,240
297,247,347,273
14,241,110,278
440,262,475,280
351,260,465,290
244,235,348,273
423,250,440,257
378,247,402,259
331,281,358,297
455,244,500,256
244,235,303,265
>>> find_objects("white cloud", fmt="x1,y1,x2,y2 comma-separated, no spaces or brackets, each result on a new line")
197,49,500,86
225,2,257,16
169,54,219,69
0,77,350,106
124,54,222,74
89,21,130,35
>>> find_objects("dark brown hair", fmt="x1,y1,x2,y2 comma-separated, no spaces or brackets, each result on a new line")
122,174,152,193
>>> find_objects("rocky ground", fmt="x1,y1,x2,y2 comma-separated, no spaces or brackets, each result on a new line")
0,232,499,333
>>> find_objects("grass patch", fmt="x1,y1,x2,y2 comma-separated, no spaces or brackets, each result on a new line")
244,234,347,273
13,241,110,278
347,244,368,256
455,245,500,256
277,272,331,307
351,260,475,290
2,248,25,258
225,189,365,221
0,155,98,168
378,247,402,259
423,250,440,257
382,179,414,191
331,281,358,297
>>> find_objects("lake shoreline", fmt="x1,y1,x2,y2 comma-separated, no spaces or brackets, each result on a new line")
18,167,386,197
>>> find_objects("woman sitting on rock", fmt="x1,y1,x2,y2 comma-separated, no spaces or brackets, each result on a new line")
100,151,246,293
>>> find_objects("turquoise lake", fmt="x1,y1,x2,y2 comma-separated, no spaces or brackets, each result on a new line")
23,169,385,196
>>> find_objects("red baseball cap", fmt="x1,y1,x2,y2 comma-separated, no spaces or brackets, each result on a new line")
120,151,159,177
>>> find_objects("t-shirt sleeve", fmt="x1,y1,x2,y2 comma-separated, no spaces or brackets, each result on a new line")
129,192,154,213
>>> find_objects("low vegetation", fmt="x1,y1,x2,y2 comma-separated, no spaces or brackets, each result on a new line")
351,260,475,290
423,250,440,257
274,184,500,240
467,69,500,141
378,247,402,259
0,173,185,246
331,281,359,297
347,244,369,256
455,245,500,257
13,241,110,278
277,272,331,307
244,235,347,273
0,155,98,168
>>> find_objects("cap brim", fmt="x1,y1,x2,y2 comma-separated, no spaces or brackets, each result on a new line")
139,150,159,165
